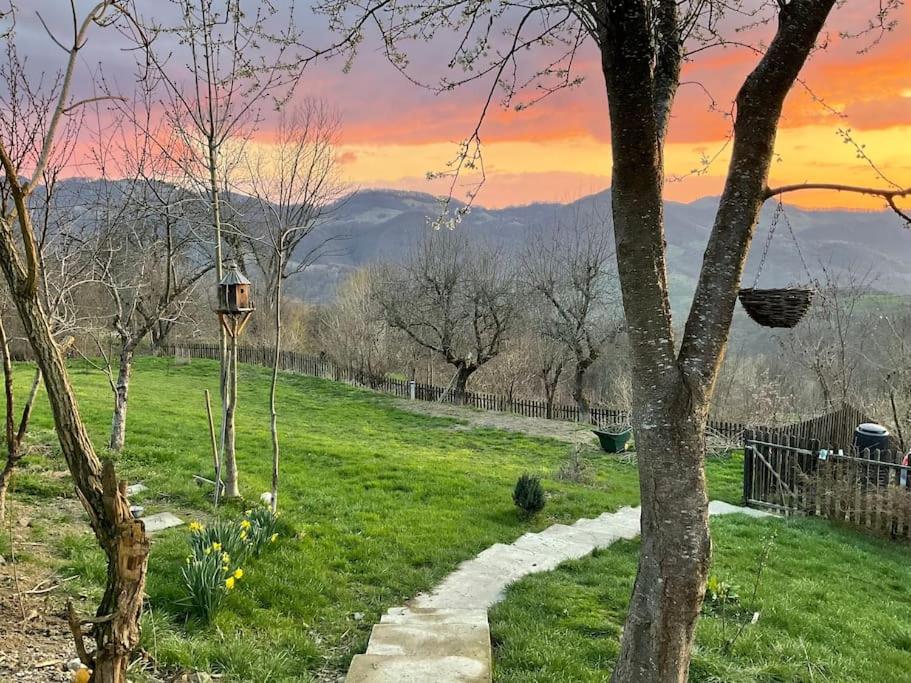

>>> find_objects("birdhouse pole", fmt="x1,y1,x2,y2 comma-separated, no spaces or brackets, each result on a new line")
214,262,254,503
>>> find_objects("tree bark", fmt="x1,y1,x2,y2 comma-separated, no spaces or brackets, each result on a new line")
571,360,592,420
452,364,475,404
0,287,148,682
109,346,134,452
600,2,838,680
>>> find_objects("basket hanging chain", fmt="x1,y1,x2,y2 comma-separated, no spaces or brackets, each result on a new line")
751,201,782,288
777,200,815,285
751,200,814,288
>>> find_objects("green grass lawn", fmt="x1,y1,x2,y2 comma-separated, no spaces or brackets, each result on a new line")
9,357,698,681
13,357,895,682
490,515,911,682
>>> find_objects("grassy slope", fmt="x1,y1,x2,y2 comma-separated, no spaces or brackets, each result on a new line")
490,515,911,682
12,357,739,681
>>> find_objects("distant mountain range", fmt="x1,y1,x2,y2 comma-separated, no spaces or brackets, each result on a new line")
292,187,911,309
47,179,911,312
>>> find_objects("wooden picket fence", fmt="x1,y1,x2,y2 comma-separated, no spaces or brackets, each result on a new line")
163,343,760,436
744,433,911,539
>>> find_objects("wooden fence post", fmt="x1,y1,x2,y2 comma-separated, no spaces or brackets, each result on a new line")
742,431,753,506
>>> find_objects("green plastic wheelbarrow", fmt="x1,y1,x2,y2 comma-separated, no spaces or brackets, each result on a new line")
593,428,632,453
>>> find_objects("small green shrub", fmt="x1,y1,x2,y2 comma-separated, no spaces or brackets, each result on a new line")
513,473,545,518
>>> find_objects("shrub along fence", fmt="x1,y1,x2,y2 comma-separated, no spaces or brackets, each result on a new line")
165,343,778,440
744,433,910,539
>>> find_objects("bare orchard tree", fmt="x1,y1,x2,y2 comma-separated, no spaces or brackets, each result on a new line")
86,184,212,451
314,1,909,678
241,101,345,512
319,267,392,378
523,211,621,418
778,266,874,411
242,101,345,318
122,0,305,498
375,231,518,401
0,3,150,680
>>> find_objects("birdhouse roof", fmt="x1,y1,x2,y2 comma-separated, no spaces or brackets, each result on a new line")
219,263,251,286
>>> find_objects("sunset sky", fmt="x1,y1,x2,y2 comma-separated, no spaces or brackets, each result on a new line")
12,1,911,210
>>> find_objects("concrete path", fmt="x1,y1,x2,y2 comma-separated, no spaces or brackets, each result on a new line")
345,501,771,682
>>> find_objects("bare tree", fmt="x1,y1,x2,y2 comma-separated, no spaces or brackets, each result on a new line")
241,101,345,512
0,3,149,680
779,266,874,411
376,231,518,400
319,267,392,378
524,212,620,418
123,0,305,498
73,103,213,451
313,1,909,678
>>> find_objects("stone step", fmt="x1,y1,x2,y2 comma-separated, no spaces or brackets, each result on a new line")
573,516,638,537
380,608,487,626
366,623,490,659
346,654,490,683
412,567,509,610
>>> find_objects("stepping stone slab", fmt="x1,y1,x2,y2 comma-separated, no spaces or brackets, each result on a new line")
366,623,491,660
414,568,511,610
346,655,490,683
709,500,772,518
381,608,488,626
141,512,184,533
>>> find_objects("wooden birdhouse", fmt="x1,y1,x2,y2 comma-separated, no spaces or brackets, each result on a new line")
216,262,254,337
216,262,254,315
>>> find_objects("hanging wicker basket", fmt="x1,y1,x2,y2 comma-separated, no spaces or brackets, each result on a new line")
738,287,815,328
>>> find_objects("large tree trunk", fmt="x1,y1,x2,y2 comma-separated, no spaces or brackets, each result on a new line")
571,360,592,420
4,290,148,682
600,2,837,679
109,346,134,452
451,364,475,404
610,395,711,681
601,4,711,678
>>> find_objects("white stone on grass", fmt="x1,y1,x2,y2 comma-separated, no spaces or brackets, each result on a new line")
142,512,184,533
125,483,147,496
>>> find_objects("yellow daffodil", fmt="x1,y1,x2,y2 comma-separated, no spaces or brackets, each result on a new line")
240,531,248,541
188,521,204,533
212,542,222,551
222,552,230,565
233,568,243,580
270,533,278,543
240,519,252,530
204,547,212,556
225,576,235,590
